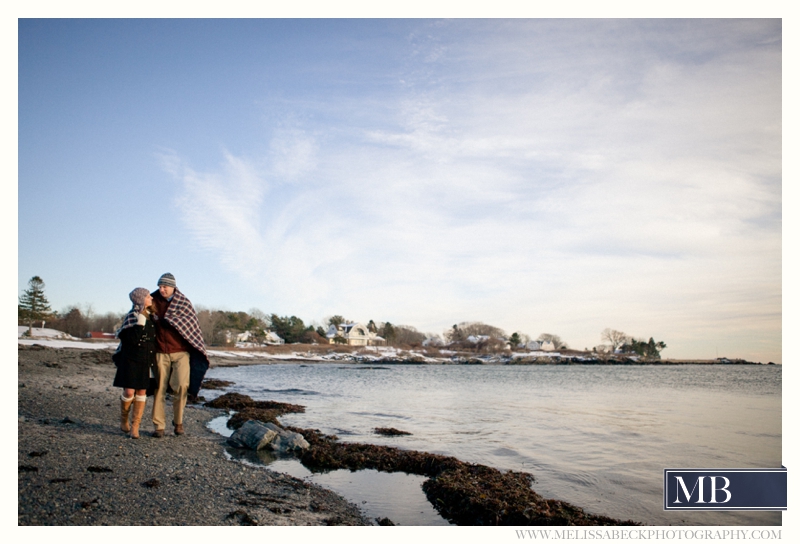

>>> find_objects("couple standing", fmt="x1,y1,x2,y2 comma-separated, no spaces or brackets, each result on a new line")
113,273,209,438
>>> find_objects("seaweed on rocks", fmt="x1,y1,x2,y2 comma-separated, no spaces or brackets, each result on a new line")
205,392,306,430
290,429,636,525
374,427,412,436
422,464,634,526
221,393,637,526
227,408,284,430
205,392,305,413
205,392,256,410
202,379,234,390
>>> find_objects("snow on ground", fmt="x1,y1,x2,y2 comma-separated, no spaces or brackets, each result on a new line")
18,326,79,340
17,327,553,362
18,338,118,350
17,326,115,350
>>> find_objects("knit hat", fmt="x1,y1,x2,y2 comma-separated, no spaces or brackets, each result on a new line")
129,287,150,313
158,273,176,288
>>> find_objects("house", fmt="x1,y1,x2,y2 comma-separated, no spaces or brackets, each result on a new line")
326,322,385,346
540,341,556,351
423,336,444,347
235,329,285,346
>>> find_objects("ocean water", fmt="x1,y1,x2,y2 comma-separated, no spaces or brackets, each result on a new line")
204,363,782,526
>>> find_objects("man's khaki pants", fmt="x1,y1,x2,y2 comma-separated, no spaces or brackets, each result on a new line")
152,351,190,430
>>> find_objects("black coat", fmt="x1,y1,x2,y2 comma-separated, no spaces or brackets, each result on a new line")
113,317,159,392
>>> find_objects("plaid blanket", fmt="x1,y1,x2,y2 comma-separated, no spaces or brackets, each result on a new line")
155,288,208,357
116,309,139,337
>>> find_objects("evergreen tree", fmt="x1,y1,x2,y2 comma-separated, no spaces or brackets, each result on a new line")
19,276,53,333
328,315,346,327
381,322,396,344
270,314,307,344
509,332,521,347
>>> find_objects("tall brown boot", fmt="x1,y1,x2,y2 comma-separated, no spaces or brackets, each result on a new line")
130,396,147,439
120,395,134,433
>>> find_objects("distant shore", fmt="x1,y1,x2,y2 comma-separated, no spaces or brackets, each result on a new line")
18,335,769,368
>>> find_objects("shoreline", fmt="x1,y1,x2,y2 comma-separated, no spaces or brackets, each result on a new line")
17,345,370,526
19,344,636,526
17,338,770,367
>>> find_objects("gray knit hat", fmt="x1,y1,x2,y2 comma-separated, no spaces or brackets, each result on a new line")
129,287,150,312
157,272,176,288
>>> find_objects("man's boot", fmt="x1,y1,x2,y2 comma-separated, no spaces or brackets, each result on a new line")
130,396,147,439
120,395,134,433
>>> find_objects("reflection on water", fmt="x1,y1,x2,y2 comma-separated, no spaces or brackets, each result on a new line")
205,363,781,526
217,422,450,525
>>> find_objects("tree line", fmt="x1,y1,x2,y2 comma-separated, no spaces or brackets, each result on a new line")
18,277,667,357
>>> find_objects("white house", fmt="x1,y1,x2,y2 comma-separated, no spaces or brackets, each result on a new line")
235,329,285,345
540,341,556,351
326,322,385,346
422,336,444,347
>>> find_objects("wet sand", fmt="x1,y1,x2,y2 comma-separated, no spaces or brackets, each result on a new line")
17,345,369,526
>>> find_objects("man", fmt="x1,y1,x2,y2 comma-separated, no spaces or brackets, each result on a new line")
150,273,209,437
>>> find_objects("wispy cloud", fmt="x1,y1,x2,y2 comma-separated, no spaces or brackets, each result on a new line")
163,20,781,361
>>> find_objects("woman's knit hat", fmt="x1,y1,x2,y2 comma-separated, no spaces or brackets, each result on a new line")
129,287,150,312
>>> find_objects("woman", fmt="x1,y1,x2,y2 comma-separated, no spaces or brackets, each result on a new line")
113,287,157,438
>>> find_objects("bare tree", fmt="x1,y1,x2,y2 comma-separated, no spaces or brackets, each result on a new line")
196,307,225,345
248,308,270,328
89,311,124,333
601,328,629,351
454,321,506,339
393,325,426,346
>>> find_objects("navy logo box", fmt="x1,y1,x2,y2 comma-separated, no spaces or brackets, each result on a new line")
664,467,786,510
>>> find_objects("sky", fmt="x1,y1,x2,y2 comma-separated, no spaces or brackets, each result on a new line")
17,18,784,363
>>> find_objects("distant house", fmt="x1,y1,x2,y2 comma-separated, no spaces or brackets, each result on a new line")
88,331,116,340
540,341,556,351
235,330,284,345
526,340,541,350
423,336,444,347
326,323,385,346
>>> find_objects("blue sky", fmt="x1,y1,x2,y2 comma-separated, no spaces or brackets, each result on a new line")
18,19,783,362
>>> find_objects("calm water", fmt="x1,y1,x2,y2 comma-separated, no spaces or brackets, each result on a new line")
205,363,782,526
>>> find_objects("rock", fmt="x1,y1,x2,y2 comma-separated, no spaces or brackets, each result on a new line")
229,421,278,450
229,420,310,453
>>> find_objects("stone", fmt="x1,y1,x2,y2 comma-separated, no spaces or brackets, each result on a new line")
229,420,310,453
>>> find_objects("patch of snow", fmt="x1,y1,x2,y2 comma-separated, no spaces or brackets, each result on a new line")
18,338,116,350
18,326,79,340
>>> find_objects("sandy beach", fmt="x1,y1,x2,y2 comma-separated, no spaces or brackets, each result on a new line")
17,345,369,526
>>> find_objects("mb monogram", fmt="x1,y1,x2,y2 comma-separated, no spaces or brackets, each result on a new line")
663,468,786,511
